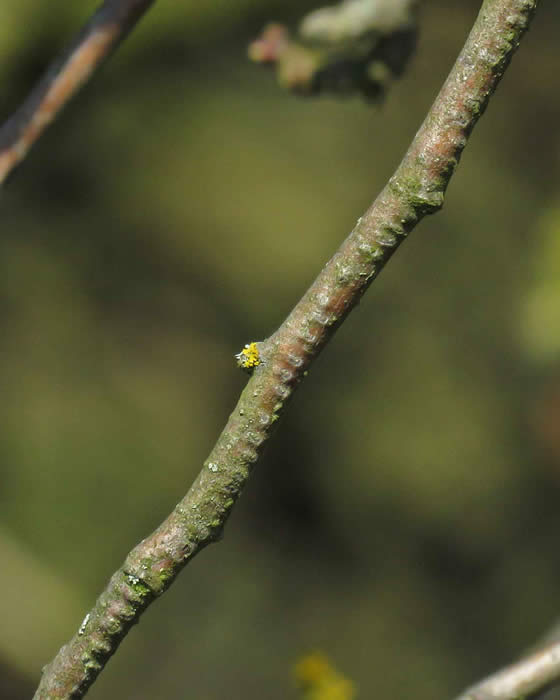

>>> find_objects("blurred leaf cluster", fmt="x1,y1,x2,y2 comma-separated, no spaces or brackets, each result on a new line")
249,0,418,100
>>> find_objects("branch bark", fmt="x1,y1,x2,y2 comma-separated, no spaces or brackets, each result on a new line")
0,0,155,186
31,0,538,697
456,641,560,700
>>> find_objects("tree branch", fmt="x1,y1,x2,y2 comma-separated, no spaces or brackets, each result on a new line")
457,642,560,700
33,0,539,697
0,0,155,186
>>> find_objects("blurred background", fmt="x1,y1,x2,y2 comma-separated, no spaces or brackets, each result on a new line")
1,1,559,698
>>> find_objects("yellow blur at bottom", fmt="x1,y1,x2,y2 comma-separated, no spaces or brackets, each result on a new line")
294,652,356,700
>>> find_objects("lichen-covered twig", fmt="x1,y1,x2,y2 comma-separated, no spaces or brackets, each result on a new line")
249,0,419,100
456,641,560,700
0,0,155,186
33,0,538,697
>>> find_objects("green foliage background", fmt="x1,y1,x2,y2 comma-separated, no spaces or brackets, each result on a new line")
1,1,560,698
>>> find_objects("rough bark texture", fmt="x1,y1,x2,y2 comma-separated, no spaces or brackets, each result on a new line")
33,0,539,697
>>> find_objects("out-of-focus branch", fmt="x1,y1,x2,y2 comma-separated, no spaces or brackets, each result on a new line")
0,0,155,186
249,0,419,100
33,0,538,697
457,642,560,700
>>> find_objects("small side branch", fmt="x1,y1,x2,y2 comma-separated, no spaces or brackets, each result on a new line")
457,642,560,700
0,0,155,185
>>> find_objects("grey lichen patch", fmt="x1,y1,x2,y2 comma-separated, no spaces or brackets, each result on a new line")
89,636,112,657
157,567,177,589
82,657,102,675
300,323,321,347
122,570,153,600
335,260,356,285
100,615,122,637
358,242,385,265
310,308,332,328
375,230,398,247
359,268,376,284
78,613,90,636
389,173,444,215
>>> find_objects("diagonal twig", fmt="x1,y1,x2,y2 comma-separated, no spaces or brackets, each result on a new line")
457,641,560,700
0,0,155,186
32,0,539,697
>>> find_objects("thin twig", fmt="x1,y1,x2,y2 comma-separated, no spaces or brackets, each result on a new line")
457,642,560,700
33,0,539,697
0,0,155,185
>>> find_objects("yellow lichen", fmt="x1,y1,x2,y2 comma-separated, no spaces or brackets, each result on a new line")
235,342,261,371
294,652,356,700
